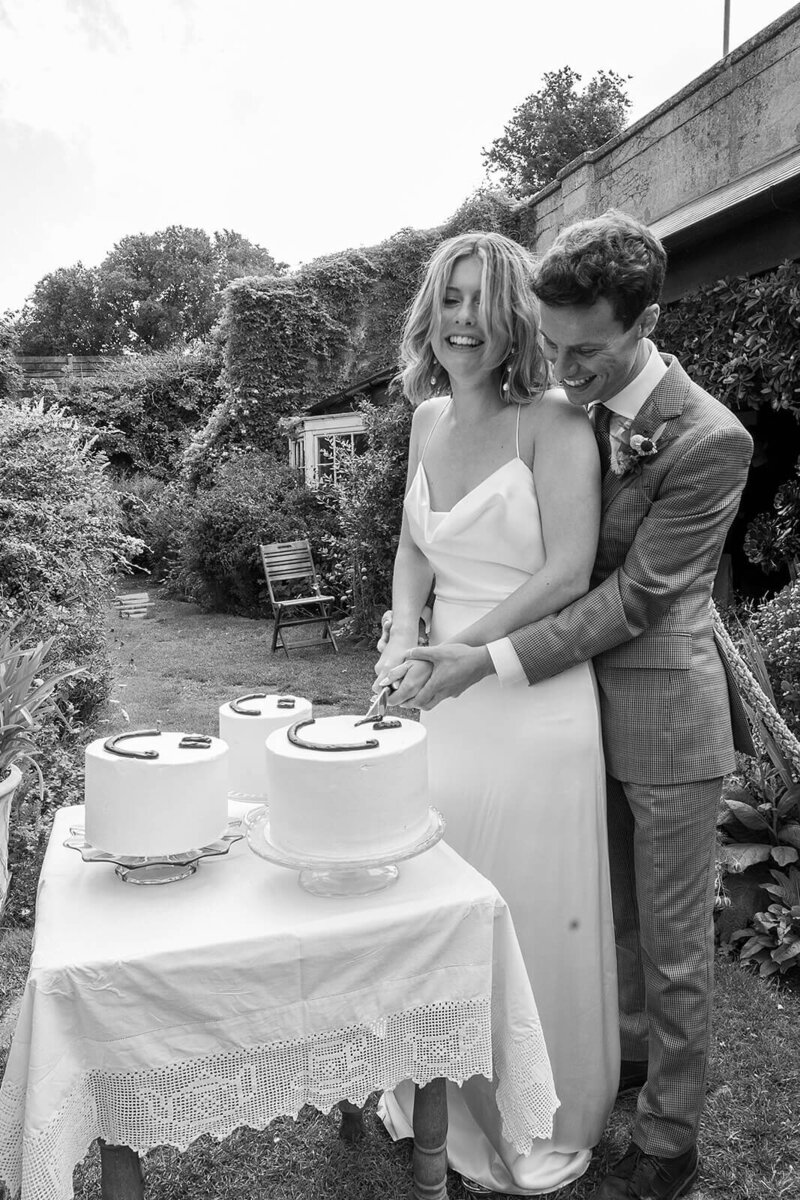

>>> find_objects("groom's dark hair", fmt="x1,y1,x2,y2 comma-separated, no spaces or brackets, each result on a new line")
532,209,667,330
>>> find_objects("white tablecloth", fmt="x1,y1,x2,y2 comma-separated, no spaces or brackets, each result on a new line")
0,803,558,1200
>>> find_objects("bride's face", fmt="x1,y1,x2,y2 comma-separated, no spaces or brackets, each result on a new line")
432,255,499,387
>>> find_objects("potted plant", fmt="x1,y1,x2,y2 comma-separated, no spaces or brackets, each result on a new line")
0,621,83,920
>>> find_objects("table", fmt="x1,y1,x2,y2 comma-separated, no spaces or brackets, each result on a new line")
0,804,559,1200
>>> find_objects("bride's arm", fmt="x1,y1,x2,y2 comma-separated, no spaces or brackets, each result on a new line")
449,394,600,647
374,405,436,680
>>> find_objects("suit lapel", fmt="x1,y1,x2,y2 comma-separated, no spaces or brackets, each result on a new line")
601,354,689,514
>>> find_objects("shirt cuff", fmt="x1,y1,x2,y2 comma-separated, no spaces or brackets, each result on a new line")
487,637,528,686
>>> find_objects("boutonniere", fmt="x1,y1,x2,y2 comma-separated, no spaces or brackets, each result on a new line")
612,422,668,477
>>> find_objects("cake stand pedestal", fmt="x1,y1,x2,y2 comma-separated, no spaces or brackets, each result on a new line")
244,806,445,897
63,819,244,885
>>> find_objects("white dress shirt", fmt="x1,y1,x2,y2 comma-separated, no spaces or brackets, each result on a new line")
488,341,668,685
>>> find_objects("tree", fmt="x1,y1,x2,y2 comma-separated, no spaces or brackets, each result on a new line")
99,225,285,350
16,263,114,354
16,226,285,356
482,67,631,198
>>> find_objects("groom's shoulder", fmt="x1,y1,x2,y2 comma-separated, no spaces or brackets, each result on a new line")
659,353,751,441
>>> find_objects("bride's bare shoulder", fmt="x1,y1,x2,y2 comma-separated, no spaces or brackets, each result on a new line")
524,387,589,428
412,394,449,424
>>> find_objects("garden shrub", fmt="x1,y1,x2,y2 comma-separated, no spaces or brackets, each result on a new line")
659,261,800,419
660,261,800,580
745,581,800,737
41,343,225,478
0,398,140,719
108,472,187,578
165,451,338,615
332,397,413,637
0,317,24,399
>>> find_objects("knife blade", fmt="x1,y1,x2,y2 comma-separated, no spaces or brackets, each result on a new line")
364,682,392,721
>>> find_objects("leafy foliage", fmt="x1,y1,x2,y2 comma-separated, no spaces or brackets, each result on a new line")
717,617,800,869
46,343,226,478
731,866,800,977
16,226,284,354
659,261,800,419
163,451,339,615
14,263,111,355
0,622,84,779
0,399,139,718
0,317,24,398
188,190,522,477
331,398,412,637
659,261,800,579
744,582,800,737
482,67,631,197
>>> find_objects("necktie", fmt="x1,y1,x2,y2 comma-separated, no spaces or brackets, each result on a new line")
593,404,612,474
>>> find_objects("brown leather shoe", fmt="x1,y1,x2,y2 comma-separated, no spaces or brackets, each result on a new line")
618,1059,648,1094
591,1143,698,1199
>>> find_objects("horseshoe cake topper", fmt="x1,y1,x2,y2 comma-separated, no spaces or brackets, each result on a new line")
231,693,268,715
287,717,379,752
103,730,162,760
230,694,297,715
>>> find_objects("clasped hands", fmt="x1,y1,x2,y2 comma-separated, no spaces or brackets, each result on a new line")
373,608,493,711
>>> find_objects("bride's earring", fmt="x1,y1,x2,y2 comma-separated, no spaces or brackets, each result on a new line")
501,351,514,396
430,359,440,389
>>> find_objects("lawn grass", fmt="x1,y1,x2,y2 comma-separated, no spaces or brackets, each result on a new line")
2,584,799,1199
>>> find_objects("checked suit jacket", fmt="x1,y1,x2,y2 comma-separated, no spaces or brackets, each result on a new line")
509,353,754,785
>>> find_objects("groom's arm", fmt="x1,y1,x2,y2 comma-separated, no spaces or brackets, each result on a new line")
508,422,752,684
408,421,752,704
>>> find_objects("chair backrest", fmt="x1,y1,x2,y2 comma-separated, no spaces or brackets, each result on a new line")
260,539,319,604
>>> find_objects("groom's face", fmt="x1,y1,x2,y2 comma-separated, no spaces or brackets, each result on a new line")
539,296,658,409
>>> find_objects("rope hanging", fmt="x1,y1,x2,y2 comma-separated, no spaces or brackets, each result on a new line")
710,600,800,779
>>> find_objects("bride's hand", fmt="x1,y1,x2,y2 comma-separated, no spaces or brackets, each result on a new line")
377,658,433,708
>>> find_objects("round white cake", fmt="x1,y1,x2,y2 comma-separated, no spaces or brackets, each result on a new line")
265,714,429,861
219,693,312,798
84,730,229,857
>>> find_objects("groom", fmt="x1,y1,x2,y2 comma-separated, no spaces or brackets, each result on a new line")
384,211,753,1200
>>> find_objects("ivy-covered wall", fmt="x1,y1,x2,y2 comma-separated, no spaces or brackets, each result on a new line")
182,190,529,480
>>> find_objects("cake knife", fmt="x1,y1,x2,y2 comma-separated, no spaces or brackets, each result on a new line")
363,682,392,721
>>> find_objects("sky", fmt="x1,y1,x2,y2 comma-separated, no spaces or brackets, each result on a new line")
0,0,795,315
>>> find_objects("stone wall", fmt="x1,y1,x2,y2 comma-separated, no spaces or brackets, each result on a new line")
524,5,800,256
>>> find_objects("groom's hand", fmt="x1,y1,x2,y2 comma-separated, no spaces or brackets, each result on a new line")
403,644,494,709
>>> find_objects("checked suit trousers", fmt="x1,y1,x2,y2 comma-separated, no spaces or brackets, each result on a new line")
606,773,723,1157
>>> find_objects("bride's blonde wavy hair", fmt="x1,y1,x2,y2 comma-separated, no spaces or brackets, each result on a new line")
397,232,549,407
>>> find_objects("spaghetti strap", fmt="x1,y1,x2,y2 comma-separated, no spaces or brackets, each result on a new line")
515,402,522,460
419,397,452,464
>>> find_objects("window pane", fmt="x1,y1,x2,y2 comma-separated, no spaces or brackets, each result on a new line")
317,435,334,478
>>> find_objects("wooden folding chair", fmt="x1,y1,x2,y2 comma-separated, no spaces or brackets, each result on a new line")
260,539,339,656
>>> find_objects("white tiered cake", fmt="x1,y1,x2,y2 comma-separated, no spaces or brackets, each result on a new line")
219,693,312,798
84,730,229,857
265,714,430,861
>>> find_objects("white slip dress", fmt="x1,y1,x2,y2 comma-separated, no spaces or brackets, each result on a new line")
379,397,619,1194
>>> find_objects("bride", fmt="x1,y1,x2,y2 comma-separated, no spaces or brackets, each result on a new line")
374,232,619,1194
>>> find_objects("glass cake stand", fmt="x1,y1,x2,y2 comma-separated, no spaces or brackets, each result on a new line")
244,804,445,897
63,818,245,885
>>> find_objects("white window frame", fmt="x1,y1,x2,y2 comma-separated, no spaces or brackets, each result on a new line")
289,412,367,486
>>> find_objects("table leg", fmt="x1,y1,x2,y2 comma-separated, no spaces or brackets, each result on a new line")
412,1078,448,1200
99,1141,144,1200
337,1098,366,1142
